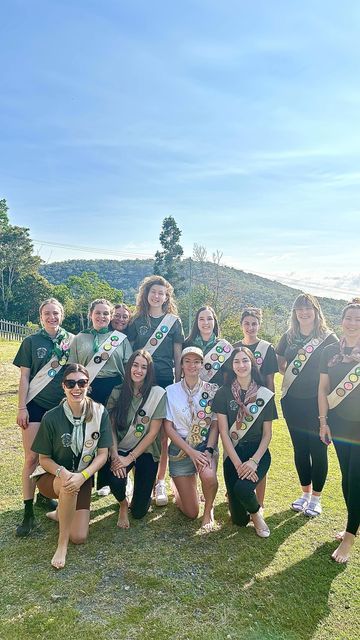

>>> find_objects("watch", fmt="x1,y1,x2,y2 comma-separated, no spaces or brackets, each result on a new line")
205,446,214,456
55,466,64,477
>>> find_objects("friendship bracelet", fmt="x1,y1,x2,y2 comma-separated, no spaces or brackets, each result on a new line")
249,457,259,466
318,415,327,419
81,469,90,480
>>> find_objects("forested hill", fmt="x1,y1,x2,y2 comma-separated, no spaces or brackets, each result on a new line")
40,258,345,337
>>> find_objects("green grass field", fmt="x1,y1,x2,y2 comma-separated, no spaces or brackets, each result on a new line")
0,339,359,640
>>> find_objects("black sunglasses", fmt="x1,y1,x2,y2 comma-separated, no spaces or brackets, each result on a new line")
63,379,89,389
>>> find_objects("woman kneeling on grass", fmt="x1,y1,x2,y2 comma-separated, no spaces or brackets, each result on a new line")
164,347,219,530
107,350,166,528
31,364,112,569
212,347,277,537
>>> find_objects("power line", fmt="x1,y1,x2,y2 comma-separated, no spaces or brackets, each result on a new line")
33,239,154,259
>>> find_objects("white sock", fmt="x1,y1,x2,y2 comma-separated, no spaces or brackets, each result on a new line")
302,492,311,501
310,495,320,505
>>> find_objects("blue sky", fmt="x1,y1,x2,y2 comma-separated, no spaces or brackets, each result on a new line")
1,0,360,300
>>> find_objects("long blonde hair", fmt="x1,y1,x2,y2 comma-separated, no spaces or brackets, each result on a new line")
287,293,329,343
132,275,178,322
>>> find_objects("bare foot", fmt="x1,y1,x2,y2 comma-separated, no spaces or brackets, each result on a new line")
46,509,59,522
335,530,346,541
251,511,270,538
201,509,215,531
51,545,67,569
332,534,355,563
117,501,130,529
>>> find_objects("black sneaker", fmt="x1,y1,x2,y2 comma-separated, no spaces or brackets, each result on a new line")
35,493,58,511
16,515,35,537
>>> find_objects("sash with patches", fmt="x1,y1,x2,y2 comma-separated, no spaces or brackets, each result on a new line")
226,386,274,456
117,386,166,451
252,339,270,368
327,362,360,410
26,339,72,404
85,330,127,383
142,314,178,355
169,381,218,461
30,403,105,477
200,339,233,383
281,332,331,399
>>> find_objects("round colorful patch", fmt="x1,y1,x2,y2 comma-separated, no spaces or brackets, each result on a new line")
138,409,146,417
200,428,208,437
94,356,102,364
111,335,119,341
256,357,263,365
59,357,67,366
150,338,158,346
349,374,358,383
210,353,218,361
240,422,247,430
344,382,353,391
160,325,168,333
199,399,207,408
103,343,112,351
245,415,253,422
111,341,118,347
299,354,306,362
212,362,221,370
254,351,261,358
336,388,346,397
298,348,306,356
50,359,59,369
135,424,145,433
155,331,163,340
202,392,209,399
197,411,206,419
312,338,320,346
294,360,302,368
82,454,92,464
141,416,149,424
85,439,94,448
204,363,212,370
305,345,314,353
256,398,265,407
218,355,225,363
292,368,299,375
205,406,212,414
199,420,207,428
223,345,231,353
101,352,109,361
249,404,258,414
48,369,57,377
216,345,223,353
91,432,100,440
205,417,211,425
355,367,360,376
231,431,238,440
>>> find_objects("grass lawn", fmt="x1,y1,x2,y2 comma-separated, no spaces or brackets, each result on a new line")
0,339,359,640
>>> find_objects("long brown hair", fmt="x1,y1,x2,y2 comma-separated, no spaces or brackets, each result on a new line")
287,293,329,343
132,275,178,323
61,363,96,422
225,346,264,387
185,305,219,343
110,350,156,431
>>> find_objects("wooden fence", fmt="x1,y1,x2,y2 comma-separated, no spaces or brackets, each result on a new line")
0,319,35,341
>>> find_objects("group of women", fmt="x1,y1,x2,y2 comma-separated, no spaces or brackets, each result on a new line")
13,274,360,569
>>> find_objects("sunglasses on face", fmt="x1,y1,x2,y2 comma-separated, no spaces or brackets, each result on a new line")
63,379,89,389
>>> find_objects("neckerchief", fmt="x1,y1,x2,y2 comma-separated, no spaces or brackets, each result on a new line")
194,332,217,352
39,327,70,359
328,337,360,367
83,327,109,353
181,377,202,425
63,401,86,456
231,379,259,424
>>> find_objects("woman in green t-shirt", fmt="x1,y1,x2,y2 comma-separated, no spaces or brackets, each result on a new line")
32,363,112,570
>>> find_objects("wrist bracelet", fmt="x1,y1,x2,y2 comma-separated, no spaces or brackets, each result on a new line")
55,466,64,478
205,446,214,456
19,407,27,410
128,451,136,463
249,457,259,466
81,469,90,480
318,415,327,419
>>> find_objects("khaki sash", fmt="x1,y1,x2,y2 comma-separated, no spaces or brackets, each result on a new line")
30,403,105,477
85,331,127,383
142,314,178,355
327,362,360,410
252,339,270,367
200,339,233,383
169,381,218,461
26,348,72,405
281,332,331,399
117,386,166,452
227,387,274,455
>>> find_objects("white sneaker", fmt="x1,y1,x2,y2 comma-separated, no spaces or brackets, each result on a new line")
97,486,111,497
155,481,168,506
125,476,134,502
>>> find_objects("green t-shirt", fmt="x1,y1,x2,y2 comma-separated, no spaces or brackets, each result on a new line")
32,403,112,470
212,384,277,443
127,314,184,382
69,331,132,380
109,386,166,461
13,331,75,409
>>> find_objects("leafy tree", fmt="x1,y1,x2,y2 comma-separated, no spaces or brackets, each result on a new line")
154,216,184,292
10,273,53,323
0,199,42,317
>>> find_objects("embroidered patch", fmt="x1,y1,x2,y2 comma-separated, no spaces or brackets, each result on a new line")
36,347,47,359
61,433,72,447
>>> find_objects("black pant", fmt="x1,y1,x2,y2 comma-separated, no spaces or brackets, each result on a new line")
287,425,328,492
107,452,158,520
223,441,271,526
333,438,360,536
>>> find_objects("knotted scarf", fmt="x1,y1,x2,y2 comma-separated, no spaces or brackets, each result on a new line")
82,327,109,353
328,337,360,367
231,379,259,424
63,400,86,457
40,327,70,359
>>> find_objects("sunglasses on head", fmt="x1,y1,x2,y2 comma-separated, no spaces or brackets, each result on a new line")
63,379,89,389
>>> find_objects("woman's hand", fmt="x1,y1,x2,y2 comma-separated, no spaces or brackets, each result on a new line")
319,424,332,446
62,472,84,494
189,449,209,472
17,408,29,429
238,459,259,483
110,454,128,479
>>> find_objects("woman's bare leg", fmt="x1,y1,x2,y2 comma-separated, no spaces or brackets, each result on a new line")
172,475,199,519
199,465,218,529
21,422,40,499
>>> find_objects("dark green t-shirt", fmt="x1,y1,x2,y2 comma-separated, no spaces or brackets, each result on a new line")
212,384,277,443
276,331,338,399
32,404,112,470
127,314,184,382
320,344,360,422
13,331,74,409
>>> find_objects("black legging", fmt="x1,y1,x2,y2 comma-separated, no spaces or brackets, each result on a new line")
107,451,158,519
287,425,328,492
333,438,360,536
223,441,271,526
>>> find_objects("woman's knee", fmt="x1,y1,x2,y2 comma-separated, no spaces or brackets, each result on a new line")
70,532,88,545
24,451,38,468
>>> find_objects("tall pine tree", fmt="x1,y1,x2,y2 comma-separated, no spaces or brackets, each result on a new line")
154,216,184,293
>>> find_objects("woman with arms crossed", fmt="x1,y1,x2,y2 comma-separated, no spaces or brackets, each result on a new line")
107,350,166,528
212,347,275,537
31,364,112,569
164,347,218,530
127,275,184,506
13,298,74,537
276,294,337,517
318,301,360,563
